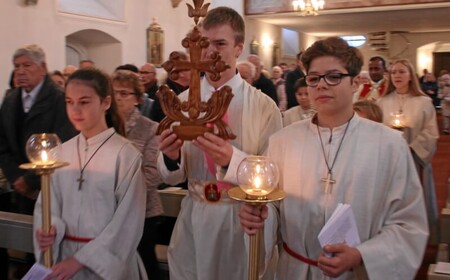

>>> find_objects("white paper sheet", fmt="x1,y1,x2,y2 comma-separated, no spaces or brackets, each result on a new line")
21,263,52,280
318,203,361,248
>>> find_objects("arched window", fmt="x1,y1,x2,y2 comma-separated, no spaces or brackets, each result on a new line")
340,35,366,48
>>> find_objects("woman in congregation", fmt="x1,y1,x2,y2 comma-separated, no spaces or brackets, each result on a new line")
112,69,164,280
34,68,147,279
377,59,439,240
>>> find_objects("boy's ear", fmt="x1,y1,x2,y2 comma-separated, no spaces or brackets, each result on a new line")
352,75,360,93
103,95,112,111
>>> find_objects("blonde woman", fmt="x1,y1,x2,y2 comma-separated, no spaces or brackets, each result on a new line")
377,59,439,238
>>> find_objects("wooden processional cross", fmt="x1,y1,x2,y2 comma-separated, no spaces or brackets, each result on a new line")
156,0,236,141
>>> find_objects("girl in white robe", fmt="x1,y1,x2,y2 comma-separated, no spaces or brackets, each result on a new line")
34,68,147,280
377,59,439,240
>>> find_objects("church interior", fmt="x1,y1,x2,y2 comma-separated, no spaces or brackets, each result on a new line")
0,0,449,279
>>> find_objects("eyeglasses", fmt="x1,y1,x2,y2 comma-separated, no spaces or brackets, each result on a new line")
139,71,156,75
305,73,353,87
114,90,135,98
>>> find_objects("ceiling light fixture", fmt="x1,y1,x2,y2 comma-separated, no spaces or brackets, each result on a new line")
292,0,325,16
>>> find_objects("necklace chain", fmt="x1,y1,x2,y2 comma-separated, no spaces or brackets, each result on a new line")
397,91,407,113
316,114,353,193
76,132,115,190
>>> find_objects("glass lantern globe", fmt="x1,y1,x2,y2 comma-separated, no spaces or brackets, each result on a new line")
390,111,407,128
237,156,279,199
26,133,62,166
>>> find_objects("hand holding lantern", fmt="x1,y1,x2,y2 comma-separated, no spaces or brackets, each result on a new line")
20,133,68,267
229,156,284,280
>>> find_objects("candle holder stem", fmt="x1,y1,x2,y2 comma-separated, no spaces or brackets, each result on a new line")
248,228,262,280
20,162,69,268
40,171,53,267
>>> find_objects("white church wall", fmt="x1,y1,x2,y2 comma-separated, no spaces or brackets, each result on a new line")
0,0,205,102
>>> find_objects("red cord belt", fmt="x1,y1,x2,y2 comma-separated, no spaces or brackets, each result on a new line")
64,234,93,243
283,242,318,267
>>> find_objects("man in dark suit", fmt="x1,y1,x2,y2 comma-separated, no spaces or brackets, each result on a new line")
285,51,306,109
0,44,77,278
247,54,278,105
0,44,76,213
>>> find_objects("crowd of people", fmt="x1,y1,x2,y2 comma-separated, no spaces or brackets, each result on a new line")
0,4,446,280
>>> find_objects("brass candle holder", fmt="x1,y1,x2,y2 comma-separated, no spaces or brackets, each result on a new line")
390,111,407,129
228,156,285,280
19,133,68,268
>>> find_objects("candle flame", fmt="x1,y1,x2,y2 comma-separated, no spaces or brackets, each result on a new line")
254,176,261,189
41,151,48,162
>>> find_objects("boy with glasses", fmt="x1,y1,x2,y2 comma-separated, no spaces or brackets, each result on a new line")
239,37,428,279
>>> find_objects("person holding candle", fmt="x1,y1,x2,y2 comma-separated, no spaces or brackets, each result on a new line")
157,6,282,280
33,68,147,279
377,59,439,240
239,37,428,279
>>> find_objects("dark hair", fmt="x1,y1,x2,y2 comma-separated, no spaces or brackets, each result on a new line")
369,56,386,70
66,68,125,136
301,37,363,77
294,77,307,92
50,70,64,79
115,64,139,73
111,70,144,104
296,51,303,61
202,6,245,45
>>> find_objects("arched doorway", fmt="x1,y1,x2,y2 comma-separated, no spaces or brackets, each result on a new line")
65,29,122,73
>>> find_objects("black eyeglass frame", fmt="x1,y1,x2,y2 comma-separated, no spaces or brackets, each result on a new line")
305,73,353,87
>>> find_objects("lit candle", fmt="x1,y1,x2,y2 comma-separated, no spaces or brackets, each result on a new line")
41,150,48,163
246,175,269,196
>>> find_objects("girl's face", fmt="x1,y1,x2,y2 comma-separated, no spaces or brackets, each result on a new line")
65,80,111,138
390,63,411,93
295,86,311,110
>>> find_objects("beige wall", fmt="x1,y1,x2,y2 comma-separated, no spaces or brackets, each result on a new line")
0,0,206,102
1,0,449,103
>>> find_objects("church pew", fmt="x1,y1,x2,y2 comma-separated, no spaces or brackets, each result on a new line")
0,211,33,253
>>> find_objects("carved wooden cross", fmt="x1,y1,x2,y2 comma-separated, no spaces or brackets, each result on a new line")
163,26,228,120
157,0,235,140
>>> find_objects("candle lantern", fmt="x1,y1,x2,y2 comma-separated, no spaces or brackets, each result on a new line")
390,111,407,129
20,133,68,267
228,156,285,280
26,133,61,166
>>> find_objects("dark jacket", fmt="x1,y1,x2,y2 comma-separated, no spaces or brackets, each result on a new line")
252,73,278,105
285,66,305,109
0,75,77,195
